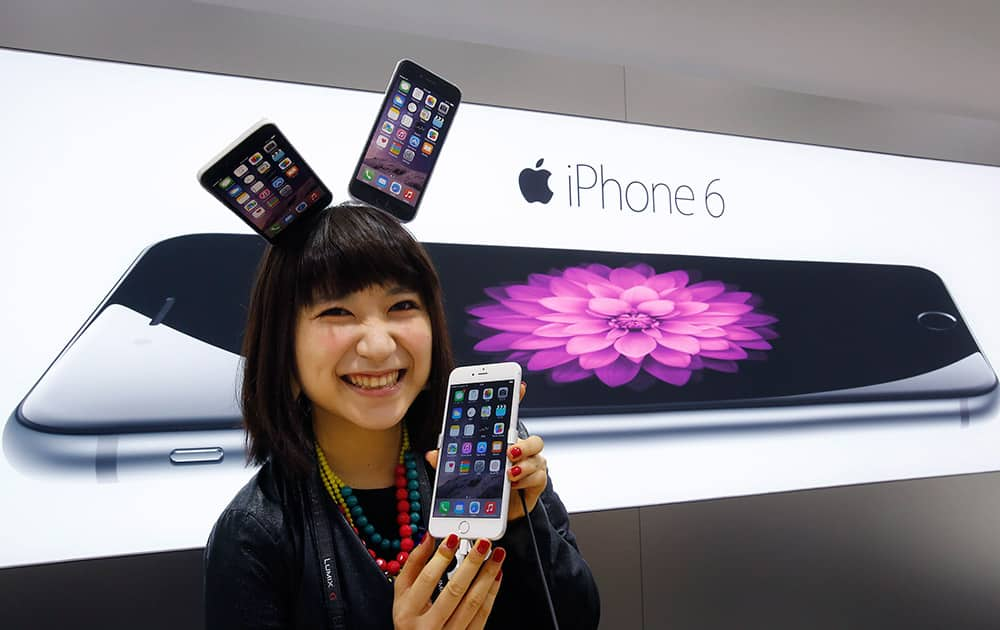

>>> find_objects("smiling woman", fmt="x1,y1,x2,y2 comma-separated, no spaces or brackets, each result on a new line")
204,203,600,630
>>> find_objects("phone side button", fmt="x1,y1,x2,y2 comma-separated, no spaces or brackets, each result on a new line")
169,447,225,465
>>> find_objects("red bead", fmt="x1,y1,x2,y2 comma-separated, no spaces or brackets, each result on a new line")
397,513,411,525
397,500,410,513
396,488,408,500
396,551,409,564
375,558,387,570
352,526,359,534
400,537,414,552
395,464,405,476
399,524,413,538
387,560,401,575
395,476,407,488
368,549,377,559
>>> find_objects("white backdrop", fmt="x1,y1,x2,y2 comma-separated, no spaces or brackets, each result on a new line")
2,49,999,568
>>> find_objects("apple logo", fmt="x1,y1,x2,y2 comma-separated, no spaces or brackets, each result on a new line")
518,158,553,204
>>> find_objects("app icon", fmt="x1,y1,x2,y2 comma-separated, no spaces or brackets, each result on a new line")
249,152,263,165
403,187,416,200
308,190,323,203
459,461,470,474
474,460,485,473
408,135,421,148
484,501,497,515
407,102,418,113
389,142,402,156
438,102,450,114
390,181,402,195
454,501,466,515
234,164,249,177
402,150,415,162
412,87,425,101
461,442,473,455
401,114,413,128
279,185,294,197
218,176,233,189
270,223,282,233
376,135,389,149
267,196,281,208
263,140,278,153
387,107,400,121
295,201,308,213
251,181,264,193
363,167,376,181
463,424,475,436
227,185,242,197
452,408,462,420
454,390,465,402
283,214,295,223
498,387,509,399
419,108,432,122
395,128,408,141
447,442,458,455
376,175,389,188
257,161,271,174
493,422,505,435
483,388,494,400
489,459,502,473
444,461,455,473
285,165,299,178
476,441,487,454
272,176,285,189
469,501,481,515
245,200,259,212
427,128,439,142
468,389,479,401
481,405,492,418
271,149,285,162
491,440,503,454
252,208,265,218
438,500,450,514
278,157,292,170
393,94,406,108
496,404,507,417
433,115,445,128
466,407,476,418
243,174,255,185
259,188,272,200
399,80,411,93
381,121,394,135
421,142,434,156
426,94,437,108
449,424,460,437
236,192,250,204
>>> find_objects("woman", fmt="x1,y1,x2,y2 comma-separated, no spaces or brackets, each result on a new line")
205,203,600,629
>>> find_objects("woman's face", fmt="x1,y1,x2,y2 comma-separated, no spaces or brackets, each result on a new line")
295,283,433,433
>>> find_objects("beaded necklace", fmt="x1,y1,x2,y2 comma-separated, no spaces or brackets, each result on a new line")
315,426,422,580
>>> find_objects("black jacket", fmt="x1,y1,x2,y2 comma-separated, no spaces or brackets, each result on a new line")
204,433,600,629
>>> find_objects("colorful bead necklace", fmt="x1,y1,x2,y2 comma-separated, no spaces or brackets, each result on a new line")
316,426,422,580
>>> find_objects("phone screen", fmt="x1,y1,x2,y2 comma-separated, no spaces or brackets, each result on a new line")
434,379,516,520
353,68,458,209
203,125,330,240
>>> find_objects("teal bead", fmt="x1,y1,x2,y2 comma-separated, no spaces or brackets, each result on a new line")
363,524,376,536
407,480,418,490
409,490,420,502
410,512,420,523
341,487,353,497
345,495,358,507
356,515,369,528
380,538,391,551
405,458,417,469
392,539,401,551
350,505,363,518
371,532,383,545
406,469,418,480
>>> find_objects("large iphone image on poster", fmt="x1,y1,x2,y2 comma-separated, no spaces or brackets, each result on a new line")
5,234,997,478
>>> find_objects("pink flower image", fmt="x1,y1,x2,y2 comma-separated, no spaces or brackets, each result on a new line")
468,263,778,388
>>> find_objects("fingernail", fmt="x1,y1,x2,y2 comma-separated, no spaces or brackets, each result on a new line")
495,569,503,582
445,533,459,550
510,446,522,459
510,465,522,478
476,539,491,555
491,547,506,563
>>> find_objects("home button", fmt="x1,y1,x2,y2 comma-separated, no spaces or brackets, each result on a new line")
458,520,471,535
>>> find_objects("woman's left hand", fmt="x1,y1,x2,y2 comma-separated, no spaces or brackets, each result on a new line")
505,434,546,521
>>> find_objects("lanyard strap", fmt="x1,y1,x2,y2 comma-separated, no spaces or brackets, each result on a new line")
305,469,349,630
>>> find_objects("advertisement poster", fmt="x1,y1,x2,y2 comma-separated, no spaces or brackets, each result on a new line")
2,49,998,569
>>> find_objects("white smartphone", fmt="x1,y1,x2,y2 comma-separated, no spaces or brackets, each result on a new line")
428,362,522,541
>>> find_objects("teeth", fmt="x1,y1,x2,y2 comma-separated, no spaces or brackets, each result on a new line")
347,371,400,389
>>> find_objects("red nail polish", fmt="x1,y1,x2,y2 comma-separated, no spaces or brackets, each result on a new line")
445,534,459,550
510,465,522,477
476,539,490,555
510,446,522,459
495,569,503,582
491,547,506,563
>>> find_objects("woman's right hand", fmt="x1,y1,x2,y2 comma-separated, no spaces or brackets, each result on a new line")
393,533,506,629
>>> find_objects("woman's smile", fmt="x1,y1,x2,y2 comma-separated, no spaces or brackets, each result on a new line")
342,369,407,395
